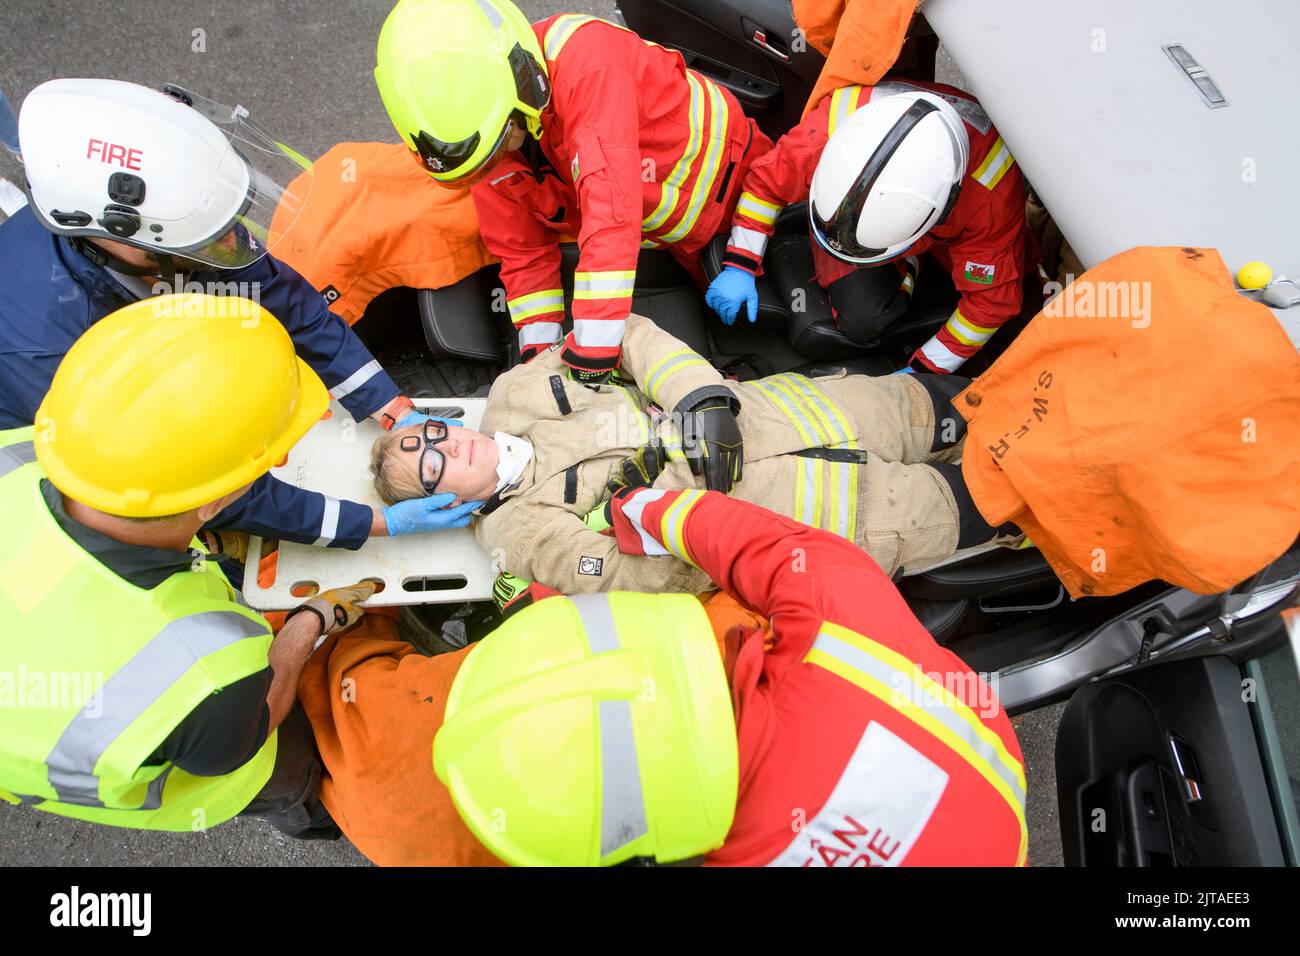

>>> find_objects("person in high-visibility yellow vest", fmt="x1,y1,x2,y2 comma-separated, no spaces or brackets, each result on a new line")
0,293,376,836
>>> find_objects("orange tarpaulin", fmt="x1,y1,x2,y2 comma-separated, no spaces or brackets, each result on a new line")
297,593,764,866
958,246,1300,598
793,0,920,116
269,142,496,325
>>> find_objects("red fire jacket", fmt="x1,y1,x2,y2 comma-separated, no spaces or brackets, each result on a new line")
472,14,769,373
724,80,1037,373
611,487,1029,866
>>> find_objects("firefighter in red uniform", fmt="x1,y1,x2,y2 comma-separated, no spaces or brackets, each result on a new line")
708,80,1041,375
375,1,771,378
434,487,1029,866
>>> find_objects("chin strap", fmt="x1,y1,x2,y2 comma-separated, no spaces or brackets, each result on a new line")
74,240,187,287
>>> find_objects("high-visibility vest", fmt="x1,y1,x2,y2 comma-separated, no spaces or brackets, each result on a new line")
0,428,277,831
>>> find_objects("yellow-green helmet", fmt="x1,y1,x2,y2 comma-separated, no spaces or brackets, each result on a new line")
433,592,739,866
375,0,550,187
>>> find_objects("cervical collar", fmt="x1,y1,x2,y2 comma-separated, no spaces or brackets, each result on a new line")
493,431,533,493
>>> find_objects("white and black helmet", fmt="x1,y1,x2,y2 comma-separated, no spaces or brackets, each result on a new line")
809,90,969,266
18,78,312,271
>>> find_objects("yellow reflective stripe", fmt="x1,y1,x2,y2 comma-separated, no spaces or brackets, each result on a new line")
972,136,1015,190
658,76,729,244
736,191,781,226
507,288,565,322
573,270,636,300
771,374,848,445
779,374,860,540
753,379,830,529
808,621,1028,857
660,490,706,566
643,73,706,232
614,384,651,445
543,13,596,60
645,348,708,401
944,309,998,347
827,85,863,136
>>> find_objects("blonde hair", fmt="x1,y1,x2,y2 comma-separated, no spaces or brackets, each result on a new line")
369,431,427,506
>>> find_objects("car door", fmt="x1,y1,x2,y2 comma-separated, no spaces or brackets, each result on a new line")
617,0,823,138
619,1,942,139
1054,602,1300,866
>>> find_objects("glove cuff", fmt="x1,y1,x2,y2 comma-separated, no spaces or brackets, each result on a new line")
285,601,328,635
721,249,762,275
676,384,740,418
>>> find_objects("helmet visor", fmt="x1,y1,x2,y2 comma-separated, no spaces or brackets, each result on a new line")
147,86,315,269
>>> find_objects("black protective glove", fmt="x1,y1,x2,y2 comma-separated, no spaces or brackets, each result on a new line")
602,443,668,524
680,396,743,493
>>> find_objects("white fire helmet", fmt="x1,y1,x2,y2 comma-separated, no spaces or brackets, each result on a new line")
18,78,313,270
809,90,969,266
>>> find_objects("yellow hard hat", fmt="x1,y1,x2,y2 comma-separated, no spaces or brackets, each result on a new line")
434,592,739,866
35,293,328,517
374,0,550,188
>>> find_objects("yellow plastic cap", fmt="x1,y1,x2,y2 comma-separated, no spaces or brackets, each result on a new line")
1237,261,1273,290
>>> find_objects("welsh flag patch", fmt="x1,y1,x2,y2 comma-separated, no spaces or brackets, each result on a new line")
964,261,996,284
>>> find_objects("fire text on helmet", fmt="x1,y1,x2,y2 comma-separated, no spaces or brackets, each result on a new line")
86,138,143,171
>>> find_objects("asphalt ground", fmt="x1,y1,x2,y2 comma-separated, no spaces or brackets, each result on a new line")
0,0,1066,867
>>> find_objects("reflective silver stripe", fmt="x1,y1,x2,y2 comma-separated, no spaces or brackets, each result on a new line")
44,610,269,807
779,374,851,444
517,321,562,349
572,318,626,348
313,496,341,547
728,225,769,257
802,456,818,526
329,359,384,401
753,380,819,443
508,290,565,323
598,699,649,857
570,593,620,654
834,461,851,539
474,0,503,27
573,273,636,297
920,335,966,372
0,441,36,479
646,351,707,400
545,14,592,60
140,764,175,810
620,489,670,557
828,86,861,136
812,629,1027,807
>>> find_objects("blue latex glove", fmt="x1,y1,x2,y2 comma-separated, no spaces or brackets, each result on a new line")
383,493,481,535
891,366,916,376
395,410,463,429
705,267,759,326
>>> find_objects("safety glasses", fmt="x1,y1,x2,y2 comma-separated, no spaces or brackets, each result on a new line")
399,419,450,495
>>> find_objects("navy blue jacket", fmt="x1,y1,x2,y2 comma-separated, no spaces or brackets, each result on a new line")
0,206,397,550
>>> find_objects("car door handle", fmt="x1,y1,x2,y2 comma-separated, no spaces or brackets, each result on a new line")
749,27,791,62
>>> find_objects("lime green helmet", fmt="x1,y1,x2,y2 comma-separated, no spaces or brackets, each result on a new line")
375,0,550,188
434,592,739,866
